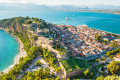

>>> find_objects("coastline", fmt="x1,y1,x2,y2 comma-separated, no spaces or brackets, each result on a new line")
69,10,120,15
0,27,26,74
0,16,120,73
87,26,120,36
47,10,120,15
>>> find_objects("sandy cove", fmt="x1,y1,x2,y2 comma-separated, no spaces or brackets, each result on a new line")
0,28,26,74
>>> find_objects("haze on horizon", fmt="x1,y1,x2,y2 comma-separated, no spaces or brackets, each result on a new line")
0,0,120,6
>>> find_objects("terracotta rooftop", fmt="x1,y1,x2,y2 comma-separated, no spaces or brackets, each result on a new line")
116,54,120,57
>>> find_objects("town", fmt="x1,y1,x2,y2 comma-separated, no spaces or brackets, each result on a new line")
1,17,120,80
27,19,120,79
48,24,113,60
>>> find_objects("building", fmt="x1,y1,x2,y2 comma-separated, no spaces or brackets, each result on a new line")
114,54,120,61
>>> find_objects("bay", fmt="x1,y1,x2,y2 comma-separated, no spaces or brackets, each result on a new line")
0,11,120,34
0,30,19,71
0,11,120,71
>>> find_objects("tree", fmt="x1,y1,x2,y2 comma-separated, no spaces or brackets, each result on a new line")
102,57,106,60
38,67,43,80
95,35,101,42
55,77,60,80
111,42,118,48
37,24,41,28
67,78,70,80
90,72,93,78
55,67,61,73
83,69,90,76
96,75,104,80
27,21,32,24
107,61,120,75
33,35,38,41
35,60,41,66
45,67,50,72
96,75,120,80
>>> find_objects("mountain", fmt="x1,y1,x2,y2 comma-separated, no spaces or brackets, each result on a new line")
90,4,120,10
0,3,120,11
0,3,51,11
0,3,76,11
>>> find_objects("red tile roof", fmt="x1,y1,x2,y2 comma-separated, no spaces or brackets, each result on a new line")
116,54,120,57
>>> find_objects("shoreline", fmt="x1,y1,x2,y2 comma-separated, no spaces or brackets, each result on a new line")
73,10,120,15
87,26,120,35
0,17,120,73
0,28,26,74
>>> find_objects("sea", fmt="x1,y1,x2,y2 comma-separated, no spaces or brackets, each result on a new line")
0,11,120,71
0,30,19,71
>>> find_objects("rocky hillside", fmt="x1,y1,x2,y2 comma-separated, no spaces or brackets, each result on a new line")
0,17,30,33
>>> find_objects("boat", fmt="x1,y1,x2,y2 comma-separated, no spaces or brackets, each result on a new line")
65,17,70,20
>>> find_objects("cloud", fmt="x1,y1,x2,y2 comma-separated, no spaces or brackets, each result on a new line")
0,0,30,3
0,0,120,6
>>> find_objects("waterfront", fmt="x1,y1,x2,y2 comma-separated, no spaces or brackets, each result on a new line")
0,15,120,79
0,11,120,34
0,11,120,73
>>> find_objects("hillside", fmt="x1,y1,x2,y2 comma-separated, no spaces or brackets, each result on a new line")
0,17,29,32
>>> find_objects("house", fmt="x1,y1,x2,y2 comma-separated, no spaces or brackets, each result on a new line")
113,39,120,44
114,54,120,61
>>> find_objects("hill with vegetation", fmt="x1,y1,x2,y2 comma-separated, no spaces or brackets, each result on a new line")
0,17,120,80
0,17,60,80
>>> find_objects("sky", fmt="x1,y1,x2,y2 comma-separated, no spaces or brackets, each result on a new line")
0,0,120,6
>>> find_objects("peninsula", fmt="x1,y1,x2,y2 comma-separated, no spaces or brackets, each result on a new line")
0,17,120,80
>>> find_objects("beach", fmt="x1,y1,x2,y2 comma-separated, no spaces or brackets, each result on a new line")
0,28,26,74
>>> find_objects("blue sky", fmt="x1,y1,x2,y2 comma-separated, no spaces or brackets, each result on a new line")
0,0,120,6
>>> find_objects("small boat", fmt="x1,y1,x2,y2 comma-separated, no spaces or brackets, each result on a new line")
65,17,70,20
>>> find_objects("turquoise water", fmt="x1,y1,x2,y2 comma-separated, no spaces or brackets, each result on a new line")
0,11,120,34
0,30,19,71
0,11,120,71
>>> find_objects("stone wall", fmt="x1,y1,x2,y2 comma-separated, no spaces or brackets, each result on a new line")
59,61,83,79
65,70,82,79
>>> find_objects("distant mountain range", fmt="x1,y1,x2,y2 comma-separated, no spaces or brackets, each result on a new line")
0,3,120,11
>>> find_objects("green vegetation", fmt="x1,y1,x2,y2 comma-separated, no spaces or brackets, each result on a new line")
41,48,61,73
1,16,120,80
96,75,120,80
53,45,67,52
37,24,47,29
33,35,38,41
0,17,55,80
25,20,32,24
95,35,109,43
53,42,67,55
0,17,29,27
35,60,41,66
111,33,120,38
83,69,93,78
107,61,120,75
70,69,94,79
96,57,106,62
91,64,106,74
84,69,90,76
111,41,119,48
0,33,39,79
59,52,66,55
24,17,43,24
105,48,120,59
59,57,89,72
21,67,60,80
